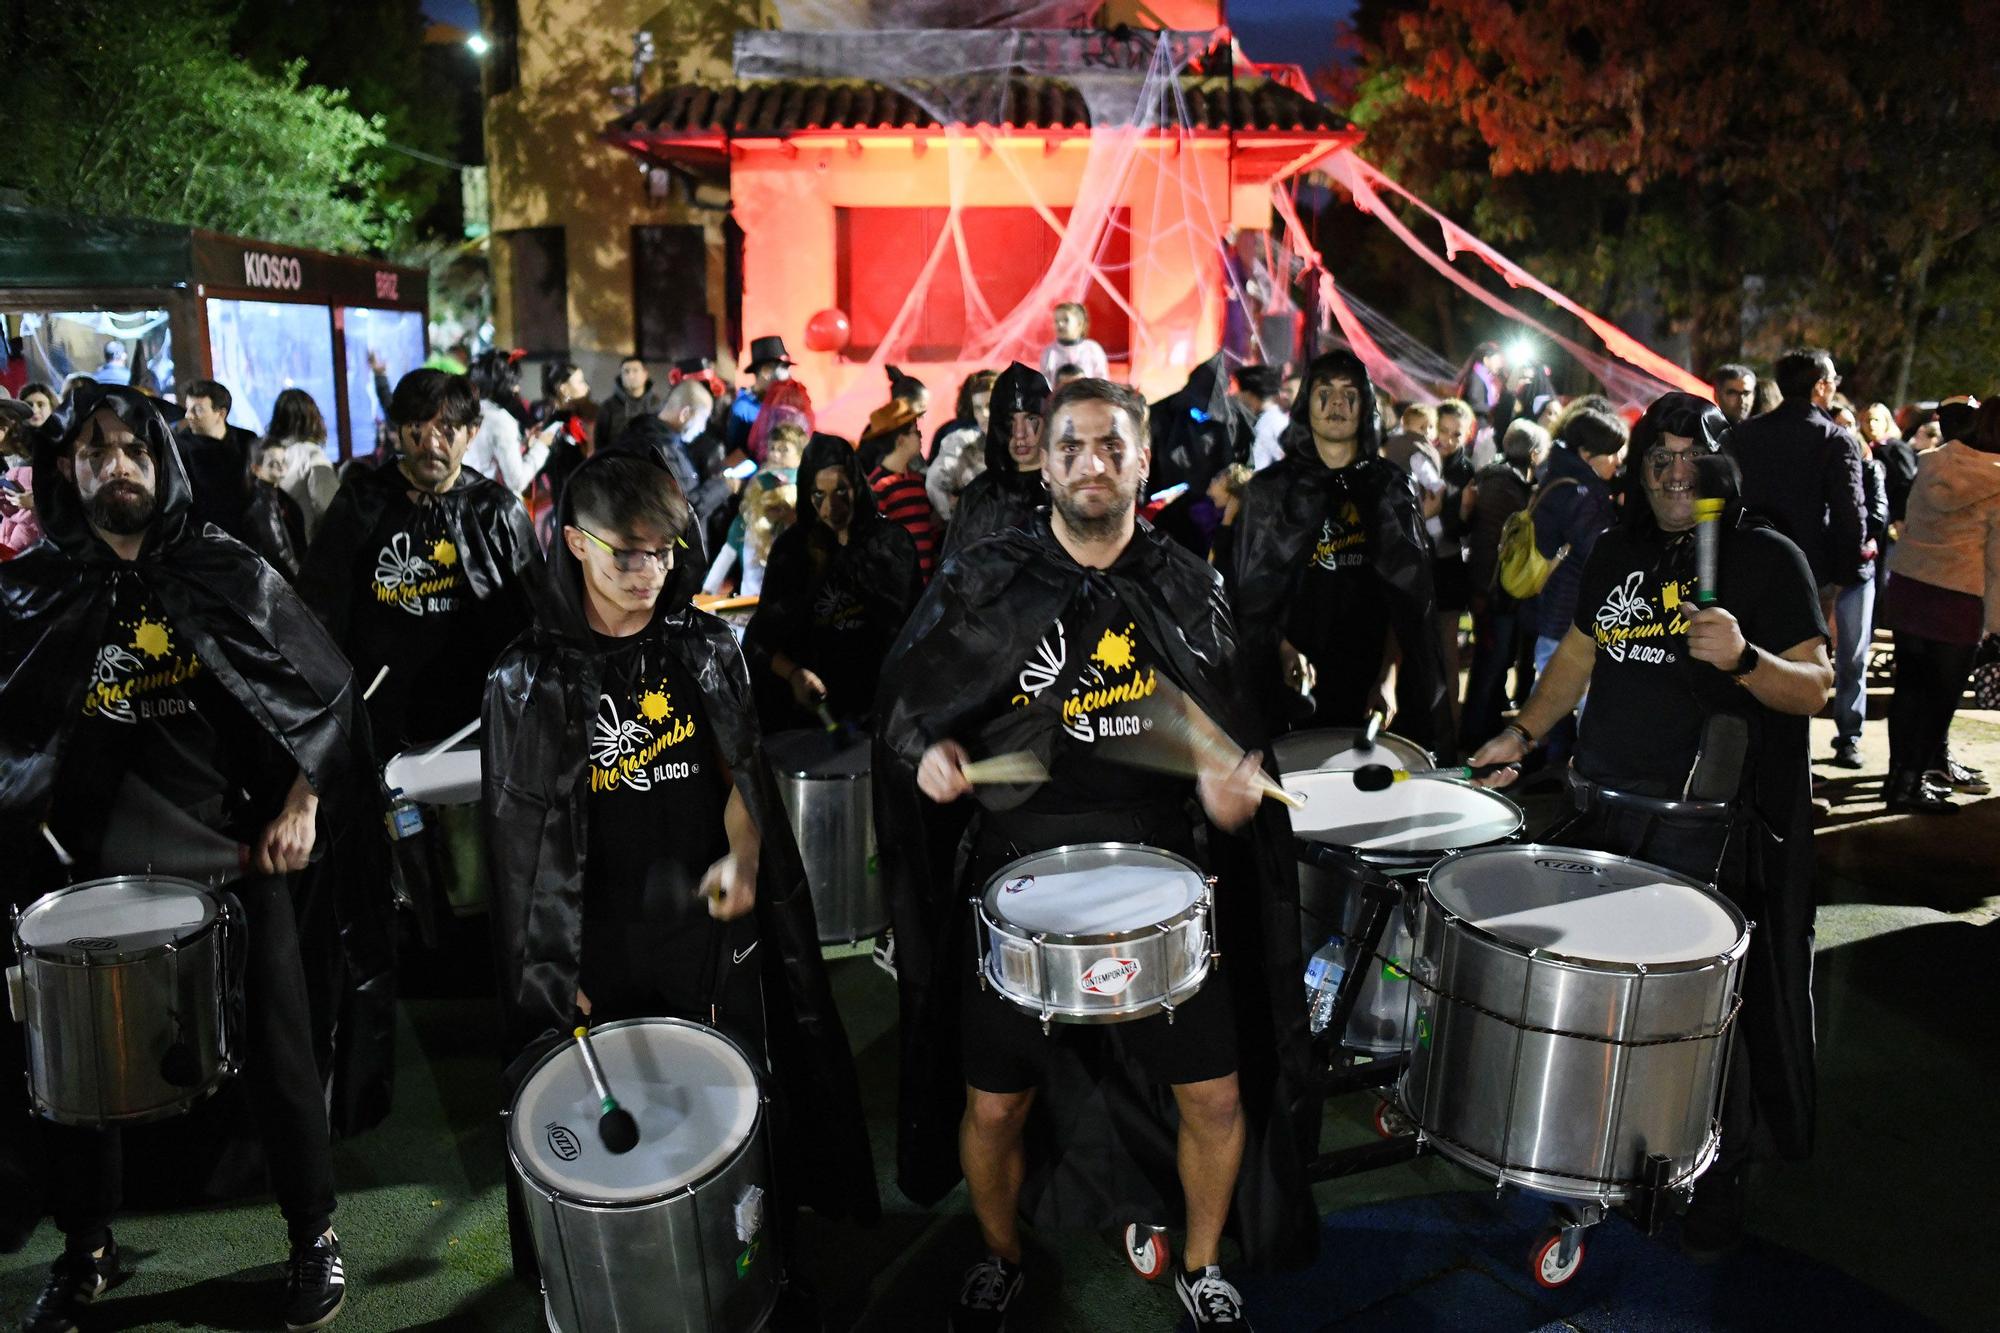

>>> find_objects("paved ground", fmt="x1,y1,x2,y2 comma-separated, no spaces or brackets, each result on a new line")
3,707,1995,1332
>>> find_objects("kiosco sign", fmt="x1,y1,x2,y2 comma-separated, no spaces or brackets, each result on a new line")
242,251,305,291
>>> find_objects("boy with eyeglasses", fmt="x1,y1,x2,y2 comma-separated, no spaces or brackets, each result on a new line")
482,449,878,1291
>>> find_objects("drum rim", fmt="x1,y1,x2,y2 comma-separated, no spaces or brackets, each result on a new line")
1419,843,1751,974
978,841,1210,945
1289,775,1525,864
1273,726,1438,773
760,727,872,781
13,875,221,964
507,1016,767,1208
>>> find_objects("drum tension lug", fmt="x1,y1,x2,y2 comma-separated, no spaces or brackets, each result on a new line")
1634,1152,1676,1235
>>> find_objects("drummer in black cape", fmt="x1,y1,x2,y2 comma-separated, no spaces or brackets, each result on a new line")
1471,391,1830,1254
875,378,1317,1331
481,449,877,1293
297,369,537,938
1225,350,1456,753
744,432,920,729
0,384,366,1331
938,361,1049,559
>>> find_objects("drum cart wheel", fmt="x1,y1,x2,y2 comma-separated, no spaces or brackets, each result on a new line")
1530,1227,1585,1288
1123,1223,1171,1281
1371,1098,1413,1141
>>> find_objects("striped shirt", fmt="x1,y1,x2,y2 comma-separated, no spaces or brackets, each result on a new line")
870,467,938,582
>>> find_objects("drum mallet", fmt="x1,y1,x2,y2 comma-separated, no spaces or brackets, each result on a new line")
1358,710,1385,751
572,1026,640,1154
1352,762,1517,791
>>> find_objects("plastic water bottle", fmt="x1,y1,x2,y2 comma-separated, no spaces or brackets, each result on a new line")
1305,935,1348,1035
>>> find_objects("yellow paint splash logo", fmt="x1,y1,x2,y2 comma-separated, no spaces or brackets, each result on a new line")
430,538,459,567
1092,625,1136,674
130,617,173,660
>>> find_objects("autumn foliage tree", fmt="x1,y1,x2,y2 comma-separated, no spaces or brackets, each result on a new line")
1347,0,2000,402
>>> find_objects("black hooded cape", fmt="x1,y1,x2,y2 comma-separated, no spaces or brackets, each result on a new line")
1147,353,1238,554
481,449,878,1224
941,362,1049,562
872,515,1318,1271
1227,420,1455,756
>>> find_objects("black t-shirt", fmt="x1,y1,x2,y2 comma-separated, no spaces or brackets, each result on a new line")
1283,468,1391,724
1436,447,1476,556
1572,522,1826,797
345,488,477,750
59,575,258,849
583,626,731,928
1004,578,1189,815
800,559,886,717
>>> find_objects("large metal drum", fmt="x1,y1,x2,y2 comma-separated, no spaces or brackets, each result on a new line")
974,843,1214,1029
763,729,887,943
509,1018,778,1333
1280,753,1521,1055
1400,845,1747,1203
8,875,237,1125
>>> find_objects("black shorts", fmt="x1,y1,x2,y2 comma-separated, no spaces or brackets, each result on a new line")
960,957,1238,1094
580,914,766,1061
1433,554,1470,611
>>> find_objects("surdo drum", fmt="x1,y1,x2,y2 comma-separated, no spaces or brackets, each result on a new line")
1277,730,1522,1054
7,875,238,1125
763,729,889,943
1400,846,1747,1202
508,1018,779,1332
974,843,1215,1031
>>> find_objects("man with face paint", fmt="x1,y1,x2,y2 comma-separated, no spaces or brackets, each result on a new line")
1472,392,1831,1256
744,433,920,729
298,370,537,938
481,449,877,1285
941,362,1050,559
876,379,1316,1331
1227,350,1456,753
1,383,368,1330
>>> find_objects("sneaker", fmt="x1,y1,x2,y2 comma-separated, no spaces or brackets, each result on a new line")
21,1240,120,1333
1935,761,1991,796
1888,771,1957,816
282,1232,346,1331
1829,742,1863,770
1174,1264,1253,1329
948,1255,1023,1333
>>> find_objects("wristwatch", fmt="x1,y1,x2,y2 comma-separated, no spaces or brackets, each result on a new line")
1728,643,1760,677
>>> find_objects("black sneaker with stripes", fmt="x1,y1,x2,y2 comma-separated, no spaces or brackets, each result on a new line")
1175,1264,1253,1329
282,1231,346,1330
949,1254,1024,1333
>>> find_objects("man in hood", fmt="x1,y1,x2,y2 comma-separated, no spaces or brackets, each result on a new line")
297,369,537,938
940,362,1048,562
875,378,1317,1331
1147,353,1238,554
1,383,365,1331
595,355,663,450
482,447,877,1282
1226,349,1456,753
1473,392,1831,1256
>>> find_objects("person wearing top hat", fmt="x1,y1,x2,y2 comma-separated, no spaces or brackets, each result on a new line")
726,336,796,462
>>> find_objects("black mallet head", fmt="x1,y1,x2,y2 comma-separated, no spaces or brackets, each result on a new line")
598,1104,640,1155
1353,763,1397,792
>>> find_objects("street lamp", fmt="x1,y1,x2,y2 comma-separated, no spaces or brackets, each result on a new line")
466,32,490,56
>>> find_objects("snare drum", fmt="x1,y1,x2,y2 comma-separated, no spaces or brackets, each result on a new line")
8,876,237,1125
1400,845,1747,1203
1272,726,1434,779
973,843,1214,1030
763,729,888,943
1283,768,1521,1054
509,1018,779,1333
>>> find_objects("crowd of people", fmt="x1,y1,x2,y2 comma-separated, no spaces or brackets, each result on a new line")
1,303,1994,1333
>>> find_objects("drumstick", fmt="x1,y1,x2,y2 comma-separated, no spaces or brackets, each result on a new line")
419,717,481,765
573,1026,640,1154
1352,762,1516,791
39,822,74,868
960,751,1051,786
1358,710,1385,750
362,665,390,701
1104,680,1306,811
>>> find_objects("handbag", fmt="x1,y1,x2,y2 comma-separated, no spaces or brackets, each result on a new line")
1971,635,2000,710
1497,477,1579,598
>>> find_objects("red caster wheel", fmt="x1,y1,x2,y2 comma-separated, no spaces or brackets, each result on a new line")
1530,1228,1585,1288
1372,1100,1412,1139
1124,1223,1170,1281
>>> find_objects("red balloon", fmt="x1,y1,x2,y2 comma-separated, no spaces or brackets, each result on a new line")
804,307,851,353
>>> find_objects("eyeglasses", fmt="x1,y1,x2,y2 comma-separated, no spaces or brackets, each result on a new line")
573,524,677,572
1643,447,1701,475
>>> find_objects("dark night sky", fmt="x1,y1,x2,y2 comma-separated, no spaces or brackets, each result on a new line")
421,1,1352,77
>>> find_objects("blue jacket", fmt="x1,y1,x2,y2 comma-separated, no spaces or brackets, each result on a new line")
1532,442,1616,640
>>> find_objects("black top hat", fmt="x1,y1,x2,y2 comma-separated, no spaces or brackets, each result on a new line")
745,336,794,371
673,355,715,376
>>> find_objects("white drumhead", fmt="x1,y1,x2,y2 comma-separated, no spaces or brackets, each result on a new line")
511,1019,760,1204
984,844,1203,937
383,745,483,805
17,877,215,958
1274,728,1433,777
1286,771,1521,854
1429,846,1744,965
